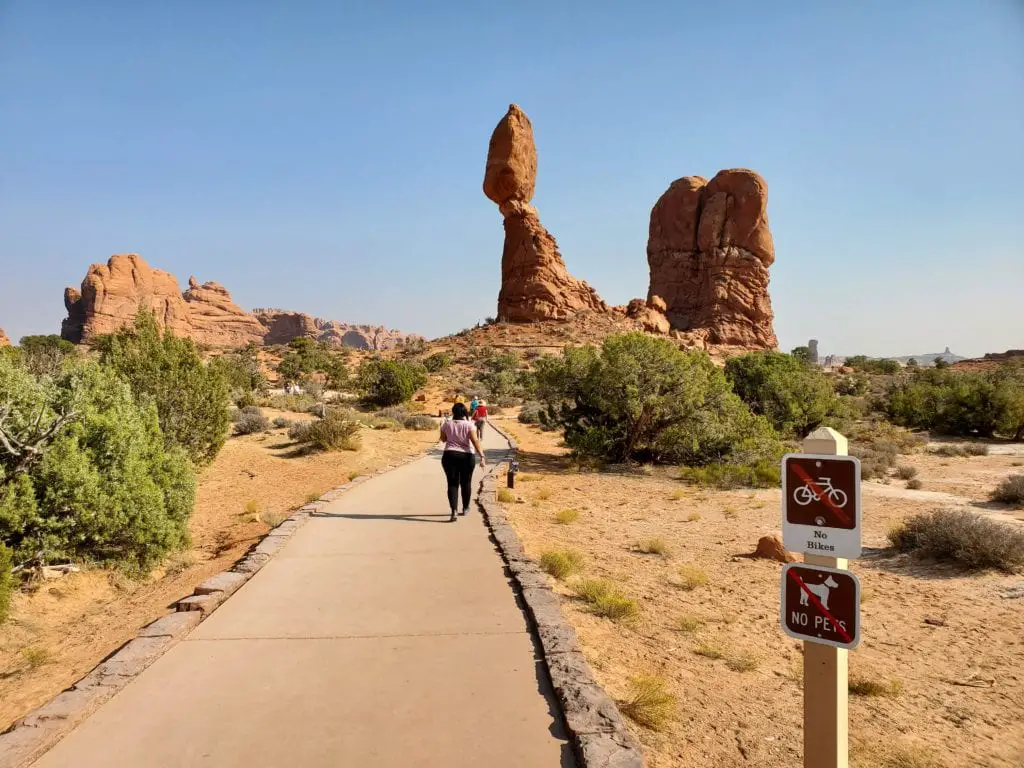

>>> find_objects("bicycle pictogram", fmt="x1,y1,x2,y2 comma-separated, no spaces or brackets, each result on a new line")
792,476,848,509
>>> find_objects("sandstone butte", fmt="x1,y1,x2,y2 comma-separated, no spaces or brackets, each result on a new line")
647,169,778,349
60,254,421,351
484,104,606,323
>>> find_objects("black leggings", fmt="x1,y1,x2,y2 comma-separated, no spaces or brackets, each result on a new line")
441,450,476,511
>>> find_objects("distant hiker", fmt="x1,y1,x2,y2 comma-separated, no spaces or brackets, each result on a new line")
453,392,467,410
470,395,480,414
472,399,488,439
440,402,486,522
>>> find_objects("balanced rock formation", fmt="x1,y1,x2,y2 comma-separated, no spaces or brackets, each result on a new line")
485,104,605,322
62,254,193,343
648,169,777,348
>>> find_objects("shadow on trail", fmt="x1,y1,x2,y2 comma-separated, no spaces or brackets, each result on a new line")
311,512,453,524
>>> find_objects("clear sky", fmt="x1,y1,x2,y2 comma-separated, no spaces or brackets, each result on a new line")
1,1,1022,358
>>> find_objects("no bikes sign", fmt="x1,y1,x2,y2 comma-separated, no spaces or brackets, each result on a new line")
781,453,861,559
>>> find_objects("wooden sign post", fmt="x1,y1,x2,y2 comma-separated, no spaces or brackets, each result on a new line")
800,427,849,768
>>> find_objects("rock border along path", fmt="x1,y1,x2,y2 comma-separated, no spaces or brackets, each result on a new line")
0,457,420,768
482,424,644,768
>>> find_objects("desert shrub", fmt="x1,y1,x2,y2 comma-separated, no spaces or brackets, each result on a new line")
260,392,319,413
0,543,12,625
358,360,427,406
834,372,870,396
906,478,923,490
619,675,676,730
991,475,1024,505
475,352,531,404
0,357,195,573
423,352,452,372
539,549,584,579
929,443,990,457
234,408,269,435
555,508,580,525
725,351,839,437
272,416,293,429
534,333,783,467
17,335,78,377
232,405,261,422
376,405,410,421
288,409,361,452
885,364,1024,439
888,509,1024,571
403,415,435,431
591,592,638,621
895,465,918,480
573,578,612,603
846,419,924,480
845,355,901,375
677,564,709,590
497,488,515,503
635,537,669,555
96,311,230,465
677,460,779,489
209,343,266,395
848,676,902,697
518,401,544,424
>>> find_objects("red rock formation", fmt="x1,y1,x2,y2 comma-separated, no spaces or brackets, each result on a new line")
623,296,670,335
182,277,265,347
254,310,320,345
0,329,9,347
752,535,796,563
648,169,777,349
485,104,605,322
61,254,193,343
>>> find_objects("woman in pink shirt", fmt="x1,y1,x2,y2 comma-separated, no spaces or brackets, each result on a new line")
440,402,486,522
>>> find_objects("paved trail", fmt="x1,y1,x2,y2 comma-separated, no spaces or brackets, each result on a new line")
32,428,574,767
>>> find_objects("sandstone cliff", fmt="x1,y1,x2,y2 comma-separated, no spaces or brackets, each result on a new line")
485,104,605,322
61,255,420,350
647,169,777,349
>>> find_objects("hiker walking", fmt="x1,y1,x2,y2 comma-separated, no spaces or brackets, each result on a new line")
440,402,486,522
472,398,488,439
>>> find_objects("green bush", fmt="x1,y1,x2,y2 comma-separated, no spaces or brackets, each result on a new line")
0,542,12,625
518,401,544,424
17,335,78,377
423,352,452,372
534,333,783,467
888,509,1024,572
991,475,1024,505
288,409,361,452
260,392,319,413
845,355,901,375
725,351,839,438
358,360,427,406
209,343,266,395
677,460,780,489
96,311,230,465
884,364,1024,439
0,356,195,573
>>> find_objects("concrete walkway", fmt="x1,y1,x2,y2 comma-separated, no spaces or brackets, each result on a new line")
32,429,574,767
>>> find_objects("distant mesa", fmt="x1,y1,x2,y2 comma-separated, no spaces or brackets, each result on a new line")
484,104,607,323
60,254,420,351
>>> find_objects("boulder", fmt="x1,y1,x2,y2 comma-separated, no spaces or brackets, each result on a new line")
485,105,606,322
648,169,777,349
752,535,796,563
624,297,670,334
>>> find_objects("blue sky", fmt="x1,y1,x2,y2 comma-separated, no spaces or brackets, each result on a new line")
1,1,1022,357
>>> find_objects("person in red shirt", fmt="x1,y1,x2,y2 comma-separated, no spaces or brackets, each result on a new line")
471,399,488,439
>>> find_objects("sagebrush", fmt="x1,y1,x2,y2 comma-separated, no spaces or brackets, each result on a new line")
888,509,1024,571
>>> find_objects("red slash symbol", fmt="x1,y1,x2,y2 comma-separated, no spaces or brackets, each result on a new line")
791,462,853,527
788,569,853,644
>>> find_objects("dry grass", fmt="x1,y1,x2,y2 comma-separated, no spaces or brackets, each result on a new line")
535,487,552,501
304,491,320,504
539,549,584,580
20,647,51,669
852,741,945,768
497,488,516,503
619,675,676,730
347,470,362,481
725,653,759,672
635,537,669,556
259,510,289,528
849,675,903,697
677,614,704,633
573,578,613,603
555,509,580,525
591,592,639,621
895,465,919,480
693,642,725,660
685,512,702,522
244,500,260,516
722,506,738,520
677,564,709,590
670,489,685,501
